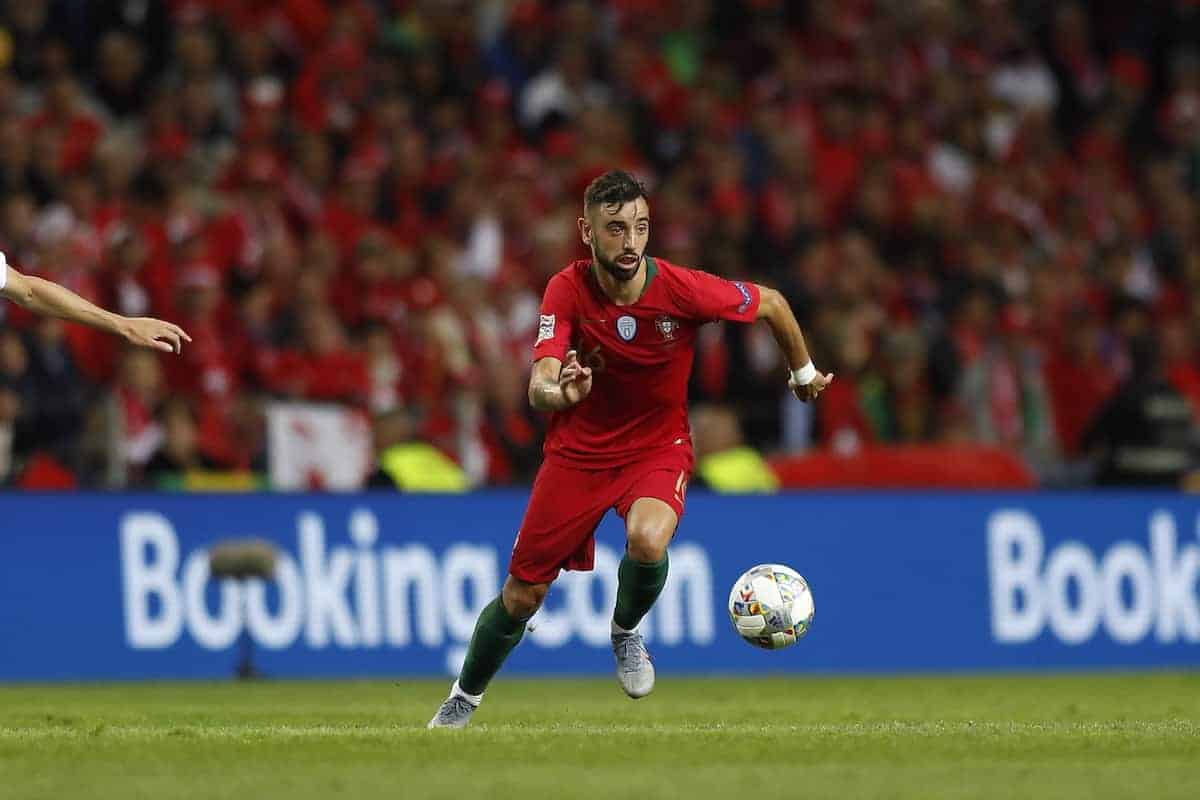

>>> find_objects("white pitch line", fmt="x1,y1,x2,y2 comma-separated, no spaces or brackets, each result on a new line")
1,720,1197,742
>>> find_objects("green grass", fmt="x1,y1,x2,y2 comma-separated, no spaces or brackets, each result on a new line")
2,673,1199,799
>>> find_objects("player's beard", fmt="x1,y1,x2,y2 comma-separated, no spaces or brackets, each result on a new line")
594,247,642,283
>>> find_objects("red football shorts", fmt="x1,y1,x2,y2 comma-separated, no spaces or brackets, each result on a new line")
508,447,693,584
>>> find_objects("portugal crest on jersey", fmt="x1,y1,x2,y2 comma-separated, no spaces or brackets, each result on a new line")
655,315,677,341
616,315,637,341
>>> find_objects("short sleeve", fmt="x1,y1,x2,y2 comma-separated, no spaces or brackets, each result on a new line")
531,273,576,362
676,268,760,323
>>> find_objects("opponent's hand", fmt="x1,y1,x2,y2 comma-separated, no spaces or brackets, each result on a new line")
789,370,833,402
559,349,593,406
120,317,192,354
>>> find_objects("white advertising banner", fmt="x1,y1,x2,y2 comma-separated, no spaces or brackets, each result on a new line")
266,403,371,490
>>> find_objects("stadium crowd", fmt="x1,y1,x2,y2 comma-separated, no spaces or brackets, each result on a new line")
0,0,1199,489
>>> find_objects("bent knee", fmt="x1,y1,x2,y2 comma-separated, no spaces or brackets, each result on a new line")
502,576,549,619
626,525,671,562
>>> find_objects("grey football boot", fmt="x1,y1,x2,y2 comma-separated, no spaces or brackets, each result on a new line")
612,630,655,698
427,684,480,729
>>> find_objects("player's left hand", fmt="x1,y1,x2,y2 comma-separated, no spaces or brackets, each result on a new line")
121,317,193,354
789,370,833,402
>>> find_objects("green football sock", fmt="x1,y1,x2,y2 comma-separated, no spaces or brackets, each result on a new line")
457,596,527,696
612,552,669,632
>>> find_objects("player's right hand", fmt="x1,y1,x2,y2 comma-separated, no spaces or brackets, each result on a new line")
560,349,593,405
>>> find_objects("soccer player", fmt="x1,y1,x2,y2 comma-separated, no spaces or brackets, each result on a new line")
429,171,831,728
0,251,189,353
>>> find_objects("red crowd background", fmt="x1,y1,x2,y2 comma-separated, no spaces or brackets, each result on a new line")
0,0,1198,490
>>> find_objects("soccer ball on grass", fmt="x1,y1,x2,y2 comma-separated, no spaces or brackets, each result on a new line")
728,563,814,650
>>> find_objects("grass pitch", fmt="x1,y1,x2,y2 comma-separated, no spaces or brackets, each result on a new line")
2,672,1198,799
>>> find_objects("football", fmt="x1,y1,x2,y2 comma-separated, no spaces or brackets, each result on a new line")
728,564,815,650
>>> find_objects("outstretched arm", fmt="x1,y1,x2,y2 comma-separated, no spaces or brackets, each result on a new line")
528,351,592,412
1,263,191,354
755,284,833,402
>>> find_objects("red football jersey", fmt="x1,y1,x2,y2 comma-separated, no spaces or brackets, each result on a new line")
531,257,761,467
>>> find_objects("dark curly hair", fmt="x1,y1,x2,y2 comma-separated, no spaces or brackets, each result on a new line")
583,170,648,212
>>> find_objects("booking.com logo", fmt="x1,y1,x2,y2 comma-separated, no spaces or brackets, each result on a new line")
119,510,716,674
988,509,1200,645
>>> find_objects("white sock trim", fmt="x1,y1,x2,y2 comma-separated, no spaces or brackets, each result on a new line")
611,620,635,636
450,680,482,707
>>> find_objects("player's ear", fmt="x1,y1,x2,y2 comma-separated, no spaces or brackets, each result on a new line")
577,216,591,247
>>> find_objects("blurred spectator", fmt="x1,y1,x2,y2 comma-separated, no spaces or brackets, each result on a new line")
1163,315,1200,414
1083,335,1200,486
28,76,103,187
0,330,34,481
165,22,240,140
94,30,150,119
165,262,235,401
519,45,610,133
23,317,90,468
860,327,935,443
1044,310,1119,458
690,404,778,493
0,377,20,484
142,398,218,488
959,305,1056,465
264,304,367,404
106,347,166,485
363,322,404,414
366,408,469,492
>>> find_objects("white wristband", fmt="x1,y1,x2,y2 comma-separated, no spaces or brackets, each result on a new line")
790,362,817,386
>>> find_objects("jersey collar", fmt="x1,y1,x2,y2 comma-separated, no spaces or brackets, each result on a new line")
638,256,658,301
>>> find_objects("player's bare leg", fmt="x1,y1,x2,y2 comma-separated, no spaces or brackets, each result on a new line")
612,498,678,699
428,576,549,728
